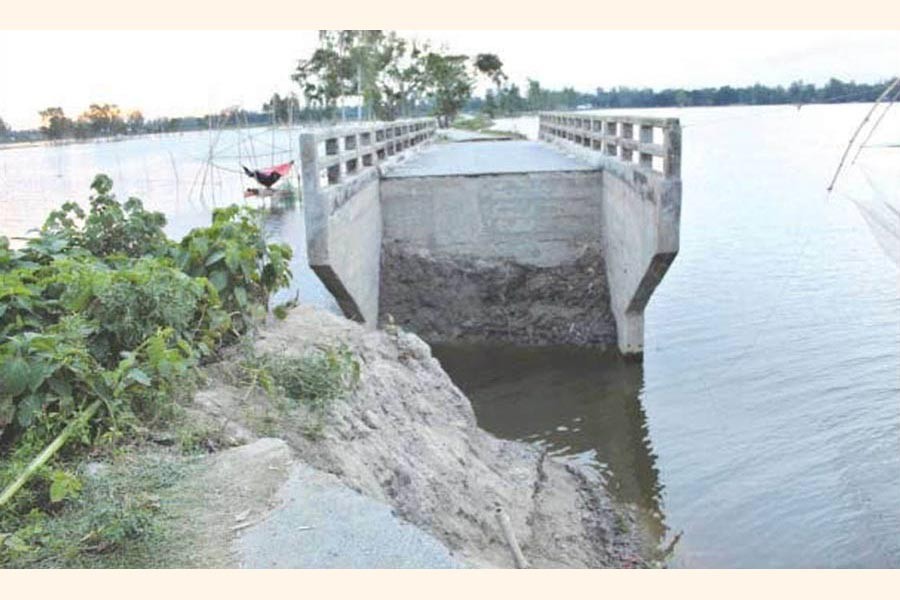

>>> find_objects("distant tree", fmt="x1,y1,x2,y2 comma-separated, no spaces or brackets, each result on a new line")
292,30,377,118
498,83,526,114
127,110,145,134
0,116,9,138
419,51,473,127
292,30,503,124
263,93,302,124
474,53,506,89
482,89,497,117
367,33,429,120
713,86,739,106
527,79,548,111
38,107,73,140
78,104,126,137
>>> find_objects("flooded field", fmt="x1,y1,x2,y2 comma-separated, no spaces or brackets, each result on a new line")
2,103,898,566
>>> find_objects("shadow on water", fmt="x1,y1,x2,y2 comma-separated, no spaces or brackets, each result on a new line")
431,343,669,548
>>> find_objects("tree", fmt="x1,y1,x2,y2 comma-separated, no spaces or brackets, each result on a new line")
78,104,126,137
713,86,739,106
292,30,502,124
39,107,73,140
419,51,473,127
127,110,145,134
482,89,497,117
474,53,506,89
292,30,388,119
263,93,301,124
368,34,430,120
293,30,425,121
527,79,547,111
0,117,9,138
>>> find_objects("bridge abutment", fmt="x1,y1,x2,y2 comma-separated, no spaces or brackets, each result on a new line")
299,114,681,357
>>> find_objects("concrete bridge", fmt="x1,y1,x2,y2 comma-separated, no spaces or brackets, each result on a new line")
299,113,681,357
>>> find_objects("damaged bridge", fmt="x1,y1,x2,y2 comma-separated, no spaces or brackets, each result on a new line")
299,113,681,357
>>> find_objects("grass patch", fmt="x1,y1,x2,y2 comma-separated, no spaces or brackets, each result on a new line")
235,346,360,439
0,448,197,568
483,129,526,140
452,115,494,131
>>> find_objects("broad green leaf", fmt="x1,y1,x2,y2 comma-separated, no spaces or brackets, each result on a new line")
0,356,30,397
128,368,152,386
208,270,228,292
15,393,44,427
225,244,241,272
234,286,248,308
204,250,226,267
49,470,83,503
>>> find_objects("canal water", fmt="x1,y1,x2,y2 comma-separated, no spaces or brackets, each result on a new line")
1,104,898,567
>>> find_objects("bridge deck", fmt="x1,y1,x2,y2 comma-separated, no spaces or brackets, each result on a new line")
382,140,593,178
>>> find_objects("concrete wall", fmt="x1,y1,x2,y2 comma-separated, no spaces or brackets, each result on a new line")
600,163,680,354
300,118,438,327
301,135,383,326
380,172,603,266
539,114,682,355
378,172,618,346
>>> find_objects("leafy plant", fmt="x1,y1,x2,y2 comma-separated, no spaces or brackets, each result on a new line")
48,470,82,504
0,174,293,515
41,174,170,259
175,205,292,334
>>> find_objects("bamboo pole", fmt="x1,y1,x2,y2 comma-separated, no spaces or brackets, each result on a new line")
494,506,529,568
0,400,102,509
827,77,900,192
851,86,900,165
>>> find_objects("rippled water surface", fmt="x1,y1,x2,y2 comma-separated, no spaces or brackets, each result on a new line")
451,105,900,567
2,105,898,567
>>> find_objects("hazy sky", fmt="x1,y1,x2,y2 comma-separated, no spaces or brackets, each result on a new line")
1,30,898,129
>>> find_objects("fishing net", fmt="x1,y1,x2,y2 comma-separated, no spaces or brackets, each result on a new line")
831,90,900,270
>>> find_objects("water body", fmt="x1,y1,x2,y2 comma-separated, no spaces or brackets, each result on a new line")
0,128,339,311
2,104,899,567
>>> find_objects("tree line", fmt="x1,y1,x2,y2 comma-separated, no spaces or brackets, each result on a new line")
470,77,896,116
0,28,893,144
0,101,309,143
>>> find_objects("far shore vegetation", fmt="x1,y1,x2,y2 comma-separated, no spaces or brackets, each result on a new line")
0,28,894,144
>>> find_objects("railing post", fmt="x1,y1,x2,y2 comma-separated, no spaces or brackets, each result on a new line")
663,118,681,179
300,132,328,261
639,124,654,169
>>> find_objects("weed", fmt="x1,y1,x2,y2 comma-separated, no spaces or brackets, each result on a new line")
236,346,360,437
0,451,193,568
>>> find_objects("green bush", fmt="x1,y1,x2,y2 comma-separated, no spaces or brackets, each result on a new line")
41,174,170,259
0,174,293,509
175,205,292,335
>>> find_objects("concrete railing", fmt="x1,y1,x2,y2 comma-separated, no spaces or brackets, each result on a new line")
538,112,681,179
539,111,682,355
299,117,438,326
300,117,438,195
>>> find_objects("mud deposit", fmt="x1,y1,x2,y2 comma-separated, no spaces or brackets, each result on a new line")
379,243,617,347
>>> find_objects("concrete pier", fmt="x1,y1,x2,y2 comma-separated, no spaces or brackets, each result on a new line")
299,114,681,356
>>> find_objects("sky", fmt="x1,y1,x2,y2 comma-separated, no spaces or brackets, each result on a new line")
1,30,898,129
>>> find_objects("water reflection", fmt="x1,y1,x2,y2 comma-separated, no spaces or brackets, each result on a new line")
432,343,667,545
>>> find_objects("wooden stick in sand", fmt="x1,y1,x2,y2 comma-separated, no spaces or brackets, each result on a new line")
494,505,529,569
